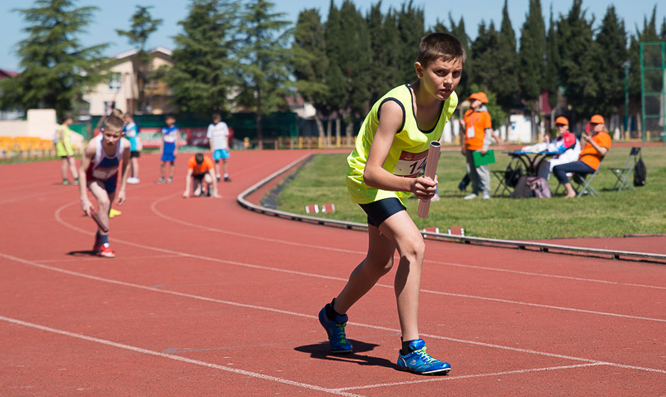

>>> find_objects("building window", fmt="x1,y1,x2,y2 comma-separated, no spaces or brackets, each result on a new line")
108,73,122,92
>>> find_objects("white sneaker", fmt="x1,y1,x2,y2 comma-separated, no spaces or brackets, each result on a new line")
127,177,140,184
464,193,477,200
482,193,491,199
431,194,441,202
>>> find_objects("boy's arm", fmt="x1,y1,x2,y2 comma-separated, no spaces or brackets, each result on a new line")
116,138,131,205
183,169,193,198
78,141,95,215
363,101,437,200
209,169,221,198
174,129,180,155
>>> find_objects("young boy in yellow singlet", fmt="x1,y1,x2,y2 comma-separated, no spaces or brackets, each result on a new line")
318,33,465,375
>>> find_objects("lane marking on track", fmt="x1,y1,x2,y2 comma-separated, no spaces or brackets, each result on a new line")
34,254,183,264
52,202,666,323
336,363,607,391
2,250,665,376
149,194,666,291
0,315,365,397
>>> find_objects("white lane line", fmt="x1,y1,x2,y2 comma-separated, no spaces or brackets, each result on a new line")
150,194,666,291
35,254,182,264
0,315,365,397
336,363,606,391
2,251,665,376
52,202,666,323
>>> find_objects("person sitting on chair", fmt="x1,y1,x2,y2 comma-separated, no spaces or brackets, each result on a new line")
536,116,580,179
552,115,611,198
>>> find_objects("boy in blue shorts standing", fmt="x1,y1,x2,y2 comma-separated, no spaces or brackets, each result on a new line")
206,113,231,182
318,32,465,375
157,115,179,184
78,115,131,258
123,113,142,184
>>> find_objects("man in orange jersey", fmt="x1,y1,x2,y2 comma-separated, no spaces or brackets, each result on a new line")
461,92,503,199
182,153,221,198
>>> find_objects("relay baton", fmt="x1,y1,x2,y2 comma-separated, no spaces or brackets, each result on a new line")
90,211,109,233
417,141,442,218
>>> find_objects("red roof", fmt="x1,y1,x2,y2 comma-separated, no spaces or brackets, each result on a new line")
0,69,19,79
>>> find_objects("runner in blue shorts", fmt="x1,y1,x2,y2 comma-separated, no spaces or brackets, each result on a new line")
157,115,179,184
207,113,232,182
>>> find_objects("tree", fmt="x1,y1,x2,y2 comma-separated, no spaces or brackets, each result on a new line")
395,0,425,82
494,0,520,117
163,0,238,114
518,0,546,105
236,0,293,142
291,8,329,138
544,6,560,112
557,0,598,121
367,3,401,104
116,5,163,114
0,0,109,119
593,5,628,118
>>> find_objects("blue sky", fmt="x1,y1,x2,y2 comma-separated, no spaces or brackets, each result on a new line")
1,0,663,71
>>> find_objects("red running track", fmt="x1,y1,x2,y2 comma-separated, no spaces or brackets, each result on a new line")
0,151,665,396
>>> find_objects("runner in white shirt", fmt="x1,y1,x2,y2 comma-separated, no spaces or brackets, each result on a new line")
206,113,231,182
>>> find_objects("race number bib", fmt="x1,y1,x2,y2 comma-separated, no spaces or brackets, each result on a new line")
163,133,176,143
467,126,475,138
393,149,428,178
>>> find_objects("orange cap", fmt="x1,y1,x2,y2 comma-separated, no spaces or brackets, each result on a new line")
467,92,489,103
590,114,604,124
555,116,569,125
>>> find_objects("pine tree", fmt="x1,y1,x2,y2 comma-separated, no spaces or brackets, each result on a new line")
163,0,238,115
291,8,329,137
544,6,560,112
323,0,346,144
594,5,628,117
396,0,425,82
0,0,109,119
494,0,519,117
236,0,293,142
367,3,400,104
519,0,546,104
116,5,163,114
557,0,597,121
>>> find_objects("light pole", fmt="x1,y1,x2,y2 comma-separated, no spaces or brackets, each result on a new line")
623,60,631,136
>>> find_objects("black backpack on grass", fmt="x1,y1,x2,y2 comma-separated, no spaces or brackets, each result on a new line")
634,156,647,187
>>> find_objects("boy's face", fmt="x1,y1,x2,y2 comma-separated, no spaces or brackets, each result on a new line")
416,57,463,101
101,128,124,148
166,117,175,126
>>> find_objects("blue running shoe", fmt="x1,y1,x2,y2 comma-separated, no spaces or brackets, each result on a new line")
397,339,451,375
318,305,353,354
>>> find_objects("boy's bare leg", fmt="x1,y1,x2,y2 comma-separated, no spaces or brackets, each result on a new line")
169,161,175,178
160,162,166,179
378,211,425,342
88,181,112,234
61,158,69,181
334,225,395,315
132,158,139,178
68,157,79,180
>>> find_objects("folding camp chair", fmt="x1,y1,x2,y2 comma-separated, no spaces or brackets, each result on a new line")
491,170,512,197
554,159,603,197
607,147,640,191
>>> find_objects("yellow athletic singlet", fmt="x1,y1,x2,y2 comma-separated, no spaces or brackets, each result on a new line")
346,84,458,205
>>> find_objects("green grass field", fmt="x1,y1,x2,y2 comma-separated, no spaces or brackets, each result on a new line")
273,144,666,240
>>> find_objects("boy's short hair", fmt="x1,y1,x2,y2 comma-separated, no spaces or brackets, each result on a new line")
212,113,221,120
195,153,204,165
104,115,124,132
165,115,176,121
417,32,467,67
111,108,123,118
58,115,73,124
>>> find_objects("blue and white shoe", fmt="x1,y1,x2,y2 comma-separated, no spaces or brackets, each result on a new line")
318,305,353,354
397,339,451,375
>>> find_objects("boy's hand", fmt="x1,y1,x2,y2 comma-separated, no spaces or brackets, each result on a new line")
81,198,94,216
212,191,221,199
115,189,127,205
182,191,190,198
413,175,438,200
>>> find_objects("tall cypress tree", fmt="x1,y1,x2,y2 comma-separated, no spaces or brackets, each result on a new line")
367,3,400,104
594,5,628,117
544,6,560,112
396,0,425,82
495,0,519,117
163,0,238,115
236,0,293,141
291,8,329,137
116,6,163,114
557,0,597,120
518,0,546,105
0,0,109,119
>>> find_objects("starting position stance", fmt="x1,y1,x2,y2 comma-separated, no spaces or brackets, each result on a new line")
78,115,131,258
183,153,221,198
319,32,465,375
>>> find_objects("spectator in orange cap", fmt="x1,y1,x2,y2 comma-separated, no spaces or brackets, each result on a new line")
536,116,581,179
461,92,504,199
552,114,611,198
